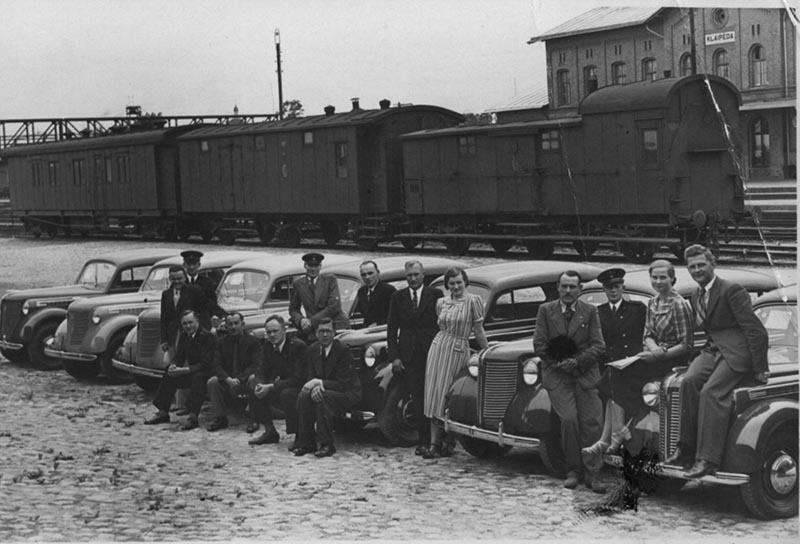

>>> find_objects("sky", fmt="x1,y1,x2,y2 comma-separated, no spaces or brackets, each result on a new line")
0,0,791,118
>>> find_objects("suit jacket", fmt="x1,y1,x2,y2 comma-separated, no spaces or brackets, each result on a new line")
533,299,606,390
289,274,350,331
598,299,647,363
691,277,768,374
303,339,361,405
386,285,444,368
354,281,396,327
212,332,263,382
187,274,226,322
254,336,308,394
160,283,207,345
173,328,218,375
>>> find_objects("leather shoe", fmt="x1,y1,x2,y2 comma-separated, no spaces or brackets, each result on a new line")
206,419,228,432
685,459,718,479
246,421,260,434
584,471,607,494
293,446,316,457
414,445,427,456
563,471,581,489
144,412,170,425
663,447,693,469
314,444,336,458
421,445,442,459
249,430,280,445
179,416,198,431
288,441,299,452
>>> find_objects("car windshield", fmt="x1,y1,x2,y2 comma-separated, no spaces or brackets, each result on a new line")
140,265,172,292
338,277,361,316
756,303,798,349
430,282,491,306
218,270,270,310
75,261,116,291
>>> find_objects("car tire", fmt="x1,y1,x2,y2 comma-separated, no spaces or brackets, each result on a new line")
378,385,418,447
740,428,799,519
1,347,27,364
63,360,101,380
457,436,512,459
133,375,160,392
27,321,62,371
100,331,133,385
539,432,567,478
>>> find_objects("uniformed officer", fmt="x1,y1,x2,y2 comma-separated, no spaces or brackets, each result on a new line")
596,268,646,372
180,250,225,330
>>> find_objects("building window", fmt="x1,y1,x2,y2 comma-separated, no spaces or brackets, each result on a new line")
72,159,85,186
751,118,770,167
583,65,598,95
335,142,348,178
749,44,767,87
612,62,626,85
557,70,571,106
557,50,567,65
48,161,58,187
540,130,560,151
613,43,622,55
640,129,659,166
643,39,652,52
458,135,477,156
31,162,44,187
642,58,657,81
713,49,729,78
712,8,728,28
302,131,313,145
751,24,761,36
680,53,694,76
585,48,593,59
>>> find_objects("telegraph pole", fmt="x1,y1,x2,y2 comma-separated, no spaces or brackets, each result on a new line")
689,9,697,75
275,29,284,120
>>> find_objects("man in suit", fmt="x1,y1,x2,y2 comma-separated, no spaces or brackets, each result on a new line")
248,314,308,446
205,312,263,432
664,244,768,478
596,268,646,369
353,260,396,327
159,265,206,354
181,250,226,331
386,260,444,455
533,270,606,492
144,310,218,430
289,252,350,341
293,318,361,458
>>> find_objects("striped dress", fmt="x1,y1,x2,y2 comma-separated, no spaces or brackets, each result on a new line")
424,293,484,419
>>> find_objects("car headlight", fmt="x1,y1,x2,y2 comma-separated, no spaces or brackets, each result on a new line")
91,311,101,325
467,353,480,378
522,356,540,385
642,381,660,407
21,301,30,315
364,344,377,368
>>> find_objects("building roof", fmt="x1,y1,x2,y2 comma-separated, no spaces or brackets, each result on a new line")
486,83,549,113
528,6,663,43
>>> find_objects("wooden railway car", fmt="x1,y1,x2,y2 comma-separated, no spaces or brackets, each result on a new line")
174,100,462,246
399,74,745,261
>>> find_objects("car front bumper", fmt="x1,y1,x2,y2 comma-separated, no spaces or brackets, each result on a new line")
443,409,541,450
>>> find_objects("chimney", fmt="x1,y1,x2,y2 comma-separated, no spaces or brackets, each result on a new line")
351,97,360,111
379,99,391,110
324,105,335,116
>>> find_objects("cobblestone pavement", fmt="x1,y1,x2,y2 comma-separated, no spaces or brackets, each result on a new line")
0,237,797,541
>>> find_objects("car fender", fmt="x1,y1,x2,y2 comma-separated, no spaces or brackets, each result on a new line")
87,315,138,354
723,399,798,473
20,307,68,342
358,358,397,414
503,384,554,435
445,369,479,426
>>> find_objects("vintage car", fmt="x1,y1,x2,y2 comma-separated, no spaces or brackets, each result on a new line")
112,252,355,390
337,261,603,446
44,250,258,384
0,248,176,370
443,276,797,520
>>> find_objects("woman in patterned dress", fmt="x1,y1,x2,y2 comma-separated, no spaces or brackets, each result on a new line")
583,259,694,462
422,267,488,459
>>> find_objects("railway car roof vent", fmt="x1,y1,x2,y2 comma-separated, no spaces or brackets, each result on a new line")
379,99,391,110
351,98,361,111
324,105,335,116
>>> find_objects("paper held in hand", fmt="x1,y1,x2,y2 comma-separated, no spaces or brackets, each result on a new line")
606,356,640,370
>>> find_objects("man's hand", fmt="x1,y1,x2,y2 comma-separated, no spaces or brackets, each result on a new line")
391,358,405,375
211,316,222,329
636,350,656,363
225,377,241,394
166,364,187,378
310,384,324,403
753,371,769,385
253,383,273,399
302,378,322,393
300,318,312,332
555,357,578,373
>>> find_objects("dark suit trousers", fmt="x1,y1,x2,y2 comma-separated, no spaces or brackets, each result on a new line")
247,386,301,434
678,348,745,465
402,364,430,446
153,369,208,415
206,376,246,421
547,374,603,475
295,389,354,448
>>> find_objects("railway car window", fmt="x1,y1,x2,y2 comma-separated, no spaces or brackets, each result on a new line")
116,156,131,184
540,130,560,151
48,162,58,186
611,62,626,85
302,132,313,146
749,44,767,87
256,136,266,150
458,135,477,157
94,156,103,185
105,158,113,184
72,159,85,186
335,142,349,178
713,49,729,79
75,261,116,291
200,141,209,152
639,129,659,167
31,162,44,187
583,66,598,96
557,70,571,106
642,58,657,81
751,118,770,167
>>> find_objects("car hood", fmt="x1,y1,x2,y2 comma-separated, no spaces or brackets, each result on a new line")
68,289,162,311
2,284,103,301
336,325,388,346
481,337,536,362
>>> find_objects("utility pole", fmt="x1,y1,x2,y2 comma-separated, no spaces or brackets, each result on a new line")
689,9,697,75
275,29,284,120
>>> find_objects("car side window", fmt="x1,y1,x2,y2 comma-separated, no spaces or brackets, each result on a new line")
109,265,150,291
268,276,297,302
488,286,548,322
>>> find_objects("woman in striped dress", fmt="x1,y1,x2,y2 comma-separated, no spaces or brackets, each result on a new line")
422,267,488,459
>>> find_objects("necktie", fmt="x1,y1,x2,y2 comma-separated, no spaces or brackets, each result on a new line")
411,289,418,309
698,287,707,323
232,337,239,375
173,288,180,309
367,288,373,303
611,304,618,315
564,306,574,323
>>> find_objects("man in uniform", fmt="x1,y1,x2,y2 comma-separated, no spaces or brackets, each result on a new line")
664,244,768,478
145,310,218,430
596,268,646,370
386,260,443,455
248,315,308,446
352,260,396,327
181,250,225,331
533,270,606,493
205,312,263,432
289,253,350,341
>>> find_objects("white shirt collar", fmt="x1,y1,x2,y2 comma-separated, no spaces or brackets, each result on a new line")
702,275,717,294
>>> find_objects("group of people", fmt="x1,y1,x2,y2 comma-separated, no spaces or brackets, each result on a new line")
535,244,767,494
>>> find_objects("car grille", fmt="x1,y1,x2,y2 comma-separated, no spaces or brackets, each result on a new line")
480,360,519,426
1,300,23,337
67,310,92,347
659,385,682,460
349,346,363,362
137,320,161,367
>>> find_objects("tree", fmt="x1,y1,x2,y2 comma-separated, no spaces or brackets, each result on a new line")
283,99,303,119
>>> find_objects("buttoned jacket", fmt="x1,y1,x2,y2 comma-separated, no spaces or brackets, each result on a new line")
289,274,350,331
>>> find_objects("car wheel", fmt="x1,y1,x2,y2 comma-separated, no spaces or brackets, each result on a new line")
133,375,160,392
400,238,420,251
1,347,27,364
572,240,598,259
100,331,133,385
490,239,514,255
539,432,567,478
378,385,418,446
457,436,512,458
63,360,101,380
27,321,62,371
525,240,554,259
740,428,799,519
320,221,341,248
334,419,368,433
